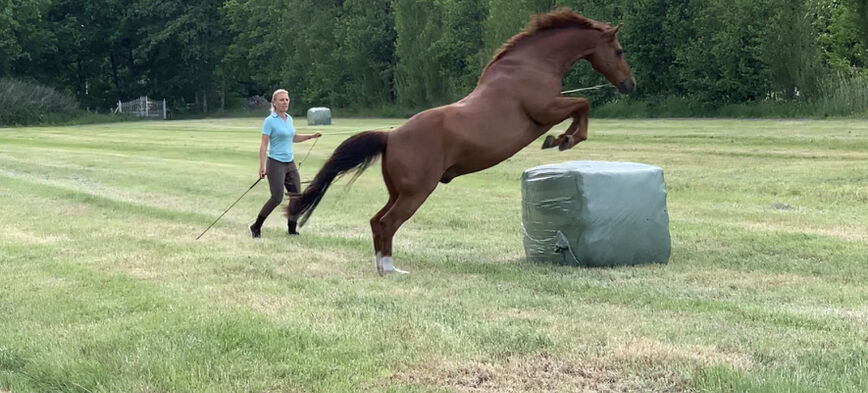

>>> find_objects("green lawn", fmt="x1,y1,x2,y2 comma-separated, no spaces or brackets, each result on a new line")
1,117,866,393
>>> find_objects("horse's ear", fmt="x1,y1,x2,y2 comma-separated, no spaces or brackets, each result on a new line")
603,25,621,40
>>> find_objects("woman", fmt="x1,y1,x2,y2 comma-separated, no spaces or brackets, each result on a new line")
249,89,321,238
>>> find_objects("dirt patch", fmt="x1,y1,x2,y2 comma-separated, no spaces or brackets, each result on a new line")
737,221,866,243
392,352,693,393
1,230,67,245
612,338,752,370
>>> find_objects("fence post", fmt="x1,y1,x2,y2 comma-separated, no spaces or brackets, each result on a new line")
145,96,149,117
163,99,167,120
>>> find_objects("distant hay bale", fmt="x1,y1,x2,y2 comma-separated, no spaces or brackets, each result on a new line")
307,107,332,125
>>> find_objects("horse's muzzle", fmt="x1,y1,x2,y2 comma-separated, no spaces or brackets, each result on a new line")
618,78,636,94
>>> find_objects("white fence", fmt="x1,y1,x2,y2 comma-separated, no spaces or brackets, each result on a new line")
114,96,167,119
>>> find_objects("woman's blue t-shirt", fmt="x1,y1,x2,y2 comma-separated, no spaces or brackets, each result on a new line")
262,112,295,162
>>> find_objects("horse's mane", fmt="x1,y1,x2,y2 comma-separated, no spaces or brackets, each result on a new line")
484,8,609,71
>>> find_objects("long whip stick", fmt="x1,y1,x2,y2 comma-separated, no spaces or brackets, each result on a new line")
195,177,263,240
296,136,318,170
561,84,612,95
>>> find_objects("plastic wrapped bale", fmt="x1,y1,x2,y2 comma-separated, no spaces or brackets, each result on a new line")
521,161,671,267
307,107,332,125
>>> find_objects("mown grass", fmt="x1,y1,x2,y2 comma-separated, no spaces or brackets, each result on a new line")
1,118,866,392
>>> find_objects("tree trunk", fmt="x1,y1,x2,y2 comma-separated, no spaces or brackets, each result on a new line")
220,76,225,112
109,52,120,92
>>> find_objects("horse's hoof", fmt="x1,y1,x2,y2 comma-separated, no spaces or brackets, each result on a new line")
541,135,556,149
558,136,573,151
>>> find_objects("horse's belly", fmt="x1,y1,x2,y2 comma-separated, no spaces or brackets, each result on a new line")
445,145,525,182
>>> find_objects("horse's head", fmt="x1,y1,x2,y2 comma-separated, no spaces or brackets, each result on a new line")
587,26,635,94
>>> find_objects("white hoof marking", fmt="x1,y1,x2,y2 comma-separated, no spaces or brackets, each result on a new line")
380,256,409,276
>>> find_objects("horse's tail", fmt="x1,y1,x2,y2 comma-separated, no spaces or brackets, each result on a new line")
289,131,388,227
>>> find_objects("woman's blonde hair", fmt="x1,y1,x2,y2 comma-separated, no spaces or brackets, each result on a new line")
270,89,289,113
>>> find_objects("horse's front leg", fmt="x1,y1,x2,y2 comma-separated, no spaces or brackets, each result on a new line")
558,108,589,151
540,97,590,150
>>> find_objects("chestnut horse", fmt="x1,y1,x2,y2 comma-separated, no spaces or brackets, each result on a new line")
289,9,635,275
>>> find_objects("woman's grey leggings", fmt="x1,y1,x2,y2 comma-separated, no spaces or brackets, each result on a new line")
257,157,301,221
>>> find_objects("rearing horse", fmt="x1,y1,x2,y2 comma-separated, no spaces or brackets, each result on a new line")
289,9,635,275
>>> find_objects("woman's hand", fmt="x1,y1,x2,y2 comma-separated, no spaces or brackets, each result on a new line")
313,132,322,139
259,167,266,179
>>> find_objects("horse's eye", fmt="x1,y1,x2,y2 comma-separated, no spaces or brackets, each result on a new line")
615,49,624,57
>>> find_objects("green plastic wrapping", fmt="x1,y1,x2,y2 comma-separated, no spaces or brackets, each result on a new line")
306,107,332,125
521,161,671,267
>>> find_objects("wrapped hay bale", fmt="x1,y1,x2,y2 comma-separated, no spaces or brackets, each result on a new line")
521,161,670,267
307,107,332,125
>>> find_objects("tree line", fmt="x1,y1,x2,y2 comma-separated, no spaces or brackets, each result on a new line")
2,0,866,115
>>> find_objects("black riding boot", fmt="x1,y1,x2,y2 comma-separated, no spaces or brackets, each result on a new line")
249,215,266,238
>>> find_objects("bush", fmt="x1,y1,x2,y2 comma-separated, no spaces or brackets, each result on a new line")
814,72,868,117
593,78,868,119
0,78,82,126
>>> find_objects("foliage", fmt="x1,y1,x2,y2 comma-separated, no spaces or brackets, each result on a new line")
434,0,489,99
221,0,288,96
3,0,868,117
332,0,396,108
815,72,868,117
815,0,868,72
0,0,22,75
0,77,79,125
484,0,555,58
392,0,449,106
0,77,143,126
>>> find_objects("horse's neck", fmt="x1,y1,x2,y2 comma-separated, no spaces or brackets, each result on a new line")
504,28,600,77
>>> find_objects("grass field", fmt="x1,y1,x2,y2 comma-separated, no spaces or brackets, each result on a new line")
1,117,866,393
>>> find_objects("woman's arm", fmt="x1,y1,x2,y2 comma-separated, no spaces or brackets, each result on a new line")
293,132,322,142
259,134,269,178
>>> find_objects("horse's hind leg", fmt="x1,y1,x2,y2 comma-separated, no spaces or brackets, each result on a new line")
376,189,433,275
371,119,442,275
371,162,397,272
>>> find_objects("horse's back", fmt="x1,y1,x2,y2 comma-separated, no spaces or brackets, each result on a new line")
383,66,560,182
